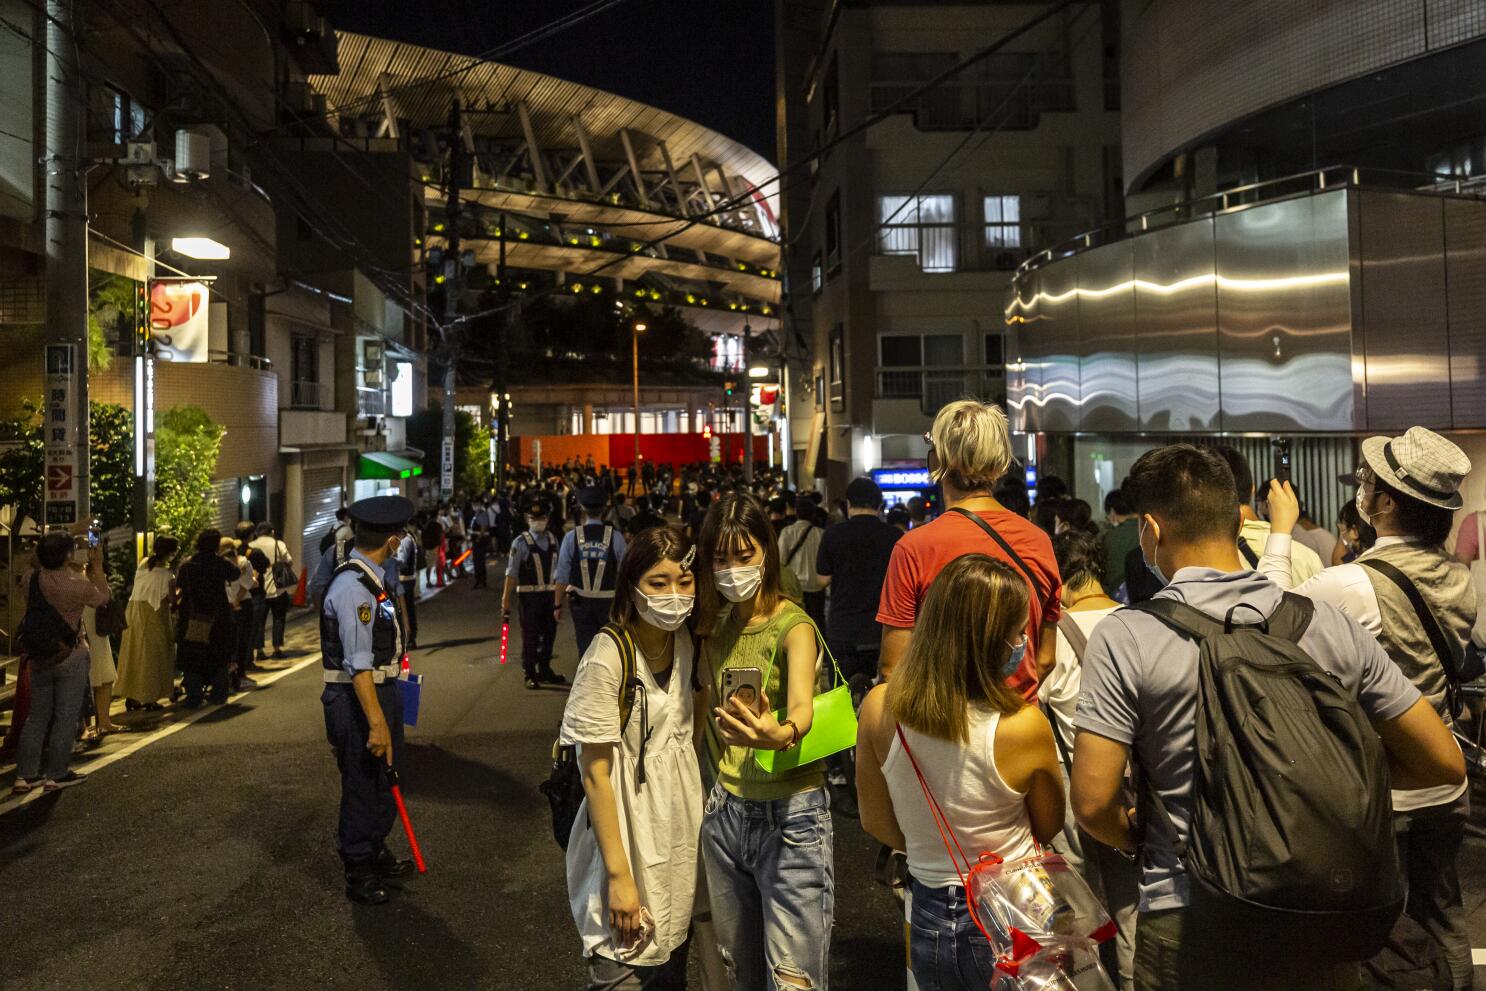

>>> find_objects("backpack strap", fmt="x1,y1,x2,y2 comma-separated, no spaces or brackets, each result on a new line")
1360,558,1464,712
1237,537,1260,568
948,507,1038,592
784,523,814,566
1126,597,1224,640
1056,613,1088,660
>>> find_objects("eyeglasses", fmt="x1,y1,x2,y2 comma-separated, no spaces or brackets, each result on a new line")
922,431,934,450
1355,465,1375,488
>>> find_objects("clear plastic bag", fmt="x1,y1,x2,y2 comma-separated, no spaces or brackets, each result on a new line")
967,852,1116,949
990,937,1116,991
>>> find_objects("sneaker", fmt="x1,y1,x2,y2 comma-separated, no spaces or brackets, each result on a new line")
43,771,87,792
524,676,541,690
11,777,38,795
237,676,259,689
540,670,568,686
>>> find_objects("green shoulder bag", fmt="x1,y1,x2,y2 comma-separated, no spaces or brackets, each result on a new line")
753,624,858,774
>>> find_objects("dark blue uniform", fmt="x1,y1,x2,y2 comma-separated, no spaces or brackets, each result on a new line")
556,521,625,656
508,530,558,678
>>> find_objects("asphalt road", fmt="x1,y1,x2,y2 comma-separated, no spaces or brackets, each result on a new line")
0,574,902,991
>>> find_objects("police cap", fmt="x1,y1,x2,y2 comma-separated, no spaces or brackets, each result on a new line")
522,498,550,518
348,495,415,535
577,486,608,510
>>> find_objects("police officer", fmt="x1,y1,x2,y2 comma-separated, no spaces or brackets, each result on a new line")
501,499,563,690
321,495,416,905
554,486,627,657
469,499,493,589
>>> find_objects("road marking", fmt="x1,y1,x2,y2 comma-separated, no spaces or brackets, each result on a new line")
0,577,461,817
1475,948,1486,967
0,653,321,817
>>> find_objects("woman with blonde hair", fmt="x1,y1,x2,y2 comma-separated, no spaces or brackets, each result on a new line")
876,400,1062,696
857,553,1064,990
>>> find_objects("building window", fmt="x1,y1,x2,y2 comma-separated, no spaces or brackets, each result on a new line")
811,252,823,294
877,333,977,415
825,191,842,276
822,54,840,137
983,195,1022,248
290,334,320,408
985,333,1005,366
870,52,962,130
878,194,958,272
87,84,148,145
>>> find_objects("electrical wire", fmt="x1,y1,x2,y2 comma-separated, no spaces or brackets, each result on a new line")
448,0,1086,327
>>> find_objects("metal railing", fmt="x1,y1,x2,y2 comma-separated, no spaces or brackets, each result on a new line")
290,380,332,409
876,222,1087,274
357,386,386,417
206,350,273,370
1016,165,1486,278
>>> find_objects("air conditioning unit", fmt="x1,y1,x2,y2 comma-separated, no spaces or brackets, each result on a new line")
174,128,211,181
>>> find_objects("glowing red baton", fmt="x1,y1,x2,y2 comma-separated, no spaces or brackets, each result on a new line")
452,549,471,567
499,617,510,664
384,767,427,873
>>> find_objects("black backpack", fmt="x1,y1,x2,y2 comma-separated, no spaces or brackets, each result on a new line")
17,571,80,668
539,624,641,850
1131,594,1404,960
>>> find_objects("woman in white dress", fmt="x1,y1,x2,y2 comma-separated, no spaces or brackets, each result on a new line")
116,537,179,709
561,524,703,990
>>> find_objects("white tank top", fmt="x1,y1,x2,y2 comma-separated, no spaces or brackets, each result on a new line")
881,707,1038,888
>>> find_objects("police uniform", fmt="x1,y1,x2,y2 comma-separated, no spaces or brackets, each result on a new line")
507,504,560,685
320,495,414,905
556,487,627,657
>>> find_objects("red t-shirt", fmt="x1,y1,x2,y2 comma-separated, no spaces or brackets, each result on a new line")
876,508,1063,698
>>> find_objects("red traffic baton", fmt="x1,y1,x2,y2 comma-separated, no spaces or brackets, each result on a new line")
499,614,510,664
384,767,428,874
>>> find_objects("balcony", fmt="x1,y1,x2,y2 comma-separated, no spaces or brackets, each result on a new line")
290,379,333,410
357,386,386,417
280,409,347,449
876,368,1006,422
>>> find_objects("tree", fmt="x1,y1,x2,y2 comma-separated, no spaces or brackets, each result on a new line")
154,406,224,550
0,399,132,529
88,401,133,530
407,403,479,496
462,420,492,494
87,272,135,375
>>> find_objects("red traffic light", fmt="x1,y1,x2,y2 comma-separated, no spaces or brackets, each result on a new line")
702,424,713,439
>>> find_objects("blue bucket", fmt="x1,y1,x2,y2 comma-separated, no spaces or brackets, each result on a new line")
397,674,423,727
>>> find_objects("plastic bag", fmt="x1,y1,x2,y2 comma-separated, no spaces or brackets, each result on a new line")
968,852,1116,948
991,937,1116,991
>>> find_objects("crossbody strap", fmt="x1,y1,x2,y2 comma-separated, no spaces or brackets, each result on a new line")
894,725,973,886
1477,512,1484,565
948,508,1038,592
1359,558,1463,694
759,618,845,702
784,524,814,566
1237,538,1260,568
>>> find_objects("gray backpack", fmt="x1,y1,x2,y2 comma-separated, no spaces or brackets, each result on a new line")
1131,593,1403,960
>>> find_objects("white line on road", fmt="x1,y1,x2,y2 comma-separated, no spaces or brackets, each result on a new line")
1474,948,1486,967
0,653,322,817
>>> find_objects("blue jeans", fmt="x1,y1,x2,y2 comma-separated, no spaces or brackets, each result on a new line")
16,646,90,781
908,879,999,991
700,783,834,989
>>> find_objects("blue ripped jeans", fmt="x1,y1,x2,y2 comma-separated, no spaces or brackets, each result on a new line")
700,783,834,989
908,879,999,991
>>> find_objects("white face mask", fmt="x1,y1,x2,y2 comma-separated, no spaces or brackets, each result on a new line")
714,565,762,603
634,589,695,631
1355,487,1374,527
528,519,547,534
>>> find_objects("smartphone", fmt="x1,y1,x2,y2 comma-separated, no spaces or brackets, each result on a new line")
86,530,100,548
721,666,763,713
1274,439,1292,487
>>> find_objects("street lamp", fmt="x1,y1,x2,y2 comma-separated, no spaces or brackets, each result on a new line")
632,321,647,473
748,365,770,379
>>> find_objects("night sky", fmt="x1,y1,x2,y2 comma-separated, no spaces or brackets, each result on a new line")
321,0,777,160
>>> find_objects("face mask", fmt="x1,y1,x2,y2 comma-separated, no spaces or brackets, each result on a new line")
634,590,694,631
1002,636,1027,679
528,519,547,534
1140,520,1168,586
1355,488,1374,527
714,565,762,603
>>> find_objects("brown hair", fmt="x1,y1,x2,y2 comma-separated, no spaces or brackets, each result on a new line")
609,524,693,629
696,491,784,634
889,554,1029,743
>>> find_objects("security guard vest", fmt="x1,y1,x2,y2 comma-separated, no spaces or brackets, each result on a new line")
516,533,557,593
321,561,401,675
575,523,619,598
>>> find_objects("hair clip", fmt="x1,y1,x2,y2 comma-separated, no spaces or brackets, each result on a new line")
680,545,696,569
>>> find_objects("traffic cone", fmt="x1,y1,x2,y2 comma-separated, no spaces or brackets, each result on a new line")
293,567,308,607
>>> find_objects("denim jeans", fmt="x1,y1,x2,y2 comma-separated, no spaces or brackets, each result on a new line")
15,646,90,781
700,783,834,989
907,879,998,991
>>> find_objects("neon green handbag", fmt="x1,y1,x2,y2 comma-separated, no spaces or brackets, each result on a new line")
753,626,858,774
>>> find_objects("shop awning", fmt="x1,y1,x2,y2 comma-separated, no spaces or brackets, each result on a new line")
358,450,423,480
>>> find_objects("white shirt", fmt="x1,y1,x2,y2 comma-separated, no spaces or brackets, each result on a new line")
1042,606,1119,763
130,563,174,610
777,519,825,592
1259,533,1466,812
1242,519,1322,586
249,536,292,597
1294,524,1339,567
560,631,701,967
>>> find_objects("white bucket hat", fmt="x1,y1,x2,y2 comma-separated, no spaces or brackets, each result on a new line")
1360,426,1471,510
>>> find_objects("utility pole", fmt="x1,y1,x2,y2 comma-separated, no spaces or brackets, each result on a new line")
494,211,509,491
440,96,463,501
42,0,90,528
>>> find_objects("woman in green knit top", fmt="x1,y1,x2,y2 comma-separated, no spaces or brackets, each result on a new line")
697,491,834,989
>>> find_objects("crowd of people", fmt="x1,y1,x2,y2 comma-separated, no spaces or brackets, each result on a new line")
8,397,1486,989
541,401,1478,991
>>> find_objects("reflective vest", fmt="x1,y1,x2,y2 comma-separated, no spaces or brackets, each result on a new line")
320,559,401,677
516,533,557,593
574,523,619,598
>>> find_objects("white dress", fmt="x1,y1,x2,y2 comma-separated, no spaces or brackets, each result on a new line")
561,631,703,969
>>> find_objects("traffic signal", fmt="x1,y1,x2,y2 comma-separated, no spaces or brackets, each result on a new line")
724,380,735,397
702,423,712,440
